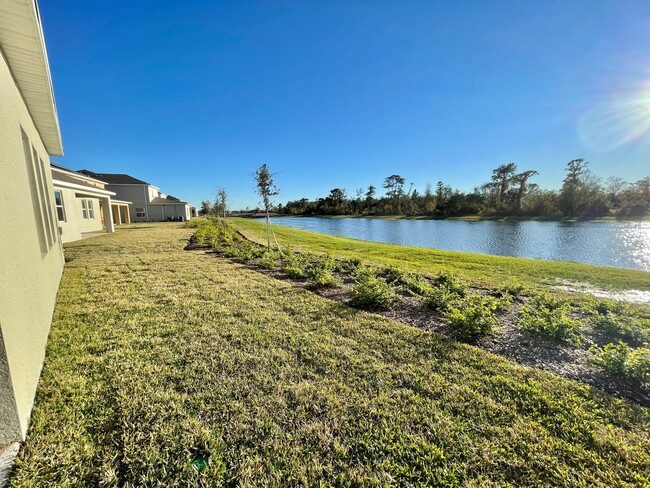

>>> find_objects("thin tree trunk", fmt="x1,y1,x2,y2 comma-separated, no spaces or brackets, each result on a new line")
265,208,271,250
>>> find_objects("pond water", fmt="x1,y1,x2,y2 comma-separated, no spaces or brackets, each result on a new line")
266,217,650,271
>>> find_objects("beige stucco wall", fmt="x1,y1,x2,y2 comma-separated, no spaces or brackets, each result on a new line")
53,187,105,243
0,49,64,442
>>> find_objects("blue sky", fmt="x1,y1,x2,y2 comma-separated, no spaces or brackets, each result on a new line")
43,0,650,209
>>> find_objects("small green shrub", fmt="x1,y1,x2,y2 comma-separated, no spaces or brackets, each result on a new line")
350,273,398,310
183,218,203,228
382,266,408,284
281,250,311,278
495,281,526,298
593,300,627,316
402,275,434,298
232,244,260,264
444,295,499,339
433,271,466,296
423,287,459,312
344,257,363,273
257,251,279,270
591,313,648,343
526,292,565,311
306,254,338,287
519,305,582,345
590,342,650,386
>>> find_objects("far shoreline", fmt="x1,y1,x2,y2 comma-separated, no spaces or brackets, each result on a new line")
239,213,650,223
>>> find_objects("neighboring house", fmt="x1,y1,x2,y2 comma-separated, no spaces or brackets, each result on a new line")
0,0,65,445
50,164,132,243
78,170,194,222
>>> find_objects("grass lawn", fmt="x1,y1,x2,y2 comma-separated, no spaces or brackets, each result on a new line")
232,217,650,292
10,223,650,486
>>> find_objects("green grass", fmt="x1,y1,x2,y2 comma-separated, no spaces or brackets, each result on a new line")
10,223,650,486
232,218,650,292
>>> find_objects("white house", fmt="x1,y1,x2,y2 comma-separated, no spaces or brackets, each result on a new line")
50,164,131,243
79,170,194,222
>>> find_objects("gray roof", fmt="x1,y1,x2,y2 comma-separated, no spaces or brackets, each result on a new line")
78,170,149,185
150,196,188,205
51,172,114,195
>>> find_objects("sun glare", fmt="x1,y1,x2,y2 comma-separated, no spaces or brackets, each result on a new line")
579,80,650,151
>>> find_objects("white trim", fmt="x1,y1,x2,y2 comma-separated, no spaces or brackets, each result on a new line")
51,166,107,185
52,179,116,197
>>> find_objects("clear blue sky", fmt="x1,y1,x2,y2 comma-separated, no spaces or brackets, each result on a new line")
43,0,650,209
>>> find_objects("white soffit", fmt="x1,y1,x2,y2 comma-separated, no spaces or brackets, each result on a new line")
0,0,63,155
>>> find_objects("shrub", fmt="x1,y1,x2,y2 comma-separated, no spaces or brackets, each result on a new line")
232,244,260,264
423,287,459,312
495,281,526,298
519,305,582,345
402,275,434,298
281,250,311,278
590,342,650,386
591,313,648,344
444,295,499,339
306,254,338,287
350,273,398,310
183,219,203,228
593,300,627,316
344,257,363,273
433,271,466,296
526,292,564,311
257,251,279,270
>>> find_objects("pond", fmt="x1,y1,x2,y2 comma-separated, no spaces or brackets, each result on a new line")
265,217,650,271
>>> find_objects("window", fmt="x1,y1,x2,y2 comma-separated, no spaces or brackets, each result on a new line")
81,199,95,219
22,128,57,253
135,207,146,218
54,190,66,221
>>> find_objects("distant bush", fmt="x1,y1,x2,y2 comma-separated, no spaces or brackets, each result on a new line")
590,342,650,386
350,272,397,310
519,305,581,345
444,295,499,339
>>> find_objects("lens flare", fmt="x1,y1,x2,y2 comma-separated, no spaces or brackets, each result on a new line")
579,82,650,151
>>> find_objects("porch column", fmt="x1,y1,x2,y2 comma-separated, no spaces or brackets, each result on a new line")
102,197,115,233
124,205,130,224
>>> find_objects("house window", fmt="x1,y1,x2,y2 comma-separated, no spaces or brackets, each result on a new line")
135,207,146,218
54,190,66,221
22,128,56,253
81,199,95,219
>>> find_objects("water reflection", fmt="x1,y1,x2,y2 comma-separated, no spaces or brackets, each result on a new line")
267,217,650,271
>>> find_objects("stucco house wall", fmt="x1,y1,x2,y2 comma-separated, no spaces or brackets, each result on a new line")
105,184,150,222
0,46,64,443
54,187,103,242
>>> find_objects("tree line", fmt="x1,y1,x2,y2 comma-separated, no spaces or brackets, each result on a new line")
278,159,649,219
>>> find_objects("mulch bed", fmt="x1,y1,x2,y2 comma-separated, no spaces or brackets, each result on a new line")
185,238,650,407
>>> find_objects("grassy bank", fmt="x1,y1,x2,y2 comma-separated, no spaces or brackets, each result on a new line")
232,218,650,292
10,223,650,486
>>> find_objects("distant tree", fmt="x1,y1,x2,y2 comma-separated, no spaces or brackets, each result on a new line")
214,188,228,219
559,159,588,215
490,163,518,206
253,164,279,250
512,170,539,214
199,200,211,216
383,175,406,200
